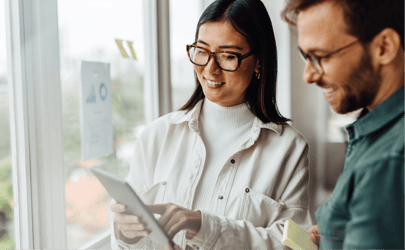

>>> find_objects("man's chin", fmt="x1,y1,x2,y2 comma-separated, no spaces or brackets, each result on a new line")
329,103,354,115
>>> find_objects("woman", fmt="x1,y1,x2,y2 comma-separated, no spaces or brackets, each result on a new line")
110,0,312,249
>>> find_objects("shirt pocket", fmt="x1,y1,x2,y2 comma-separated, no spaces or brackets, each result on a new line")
137,181,167,205
237,188,284,227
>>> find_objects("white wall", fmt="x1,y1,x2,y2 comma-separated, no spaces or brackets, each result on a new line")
262,0,347,218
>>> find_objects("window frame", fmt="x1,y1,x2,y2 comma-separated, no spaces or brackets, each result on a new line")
6,0,67,248
4,0,218,248
4,0,178,248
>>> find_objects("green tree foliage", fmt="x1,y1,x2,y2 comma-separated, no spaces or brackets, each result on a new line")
63,73,145,179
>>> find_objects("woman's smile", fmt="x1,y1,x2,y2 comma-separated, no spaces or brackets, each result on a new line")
205,78,225,88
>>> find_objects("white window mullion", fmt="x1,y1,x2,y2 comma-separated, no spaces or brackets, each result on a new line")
144,0,172,122
6,0,67,248
156,0,172,116
6,0,34,248
143,0,160,123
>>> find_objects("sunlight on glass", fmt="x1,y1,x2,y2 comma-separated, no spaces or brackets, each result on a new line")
170,0,201,110
58,0,146,248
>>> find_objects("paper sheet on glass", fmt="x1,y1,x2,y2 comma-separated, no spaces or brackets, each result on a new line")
80,61,113,161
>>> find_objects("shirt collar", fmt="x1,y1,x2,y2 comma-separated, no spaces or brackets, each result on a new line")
170,99,283,136
346,87,404,140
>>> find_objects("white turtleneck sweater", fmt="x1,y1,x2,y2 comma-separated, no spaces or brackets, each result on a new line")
192,98,255,211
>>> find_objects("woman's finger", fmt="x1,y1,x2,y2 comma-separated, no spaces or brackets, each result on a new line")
114,213,140,224
158,204,178,228
166,220,186,239
117,222,146,231
111,203,126,213
121,230,149,239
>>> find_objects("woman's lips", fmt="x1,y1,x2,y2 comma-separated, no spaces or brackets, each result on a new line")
206,78,225,88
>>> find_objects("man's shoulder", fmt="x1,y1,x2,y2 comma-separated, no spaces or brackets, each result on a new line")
369,113,404,158
350,153,404,180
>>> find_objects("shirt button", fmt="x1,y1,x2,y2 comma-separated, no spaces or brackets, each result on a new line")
162,181,167,185
245,188,250,193
218,195,224,200
230,159,235,164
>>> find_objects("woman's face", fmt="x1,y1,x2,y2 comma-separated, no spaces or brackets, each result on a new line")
194,21,260,107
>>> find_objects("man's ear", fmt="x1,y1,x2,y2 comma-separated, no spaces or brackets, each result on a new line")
370,28,402,66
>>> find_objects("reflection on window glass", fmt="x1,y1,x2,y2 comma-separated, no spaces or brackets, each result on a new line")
170,0,201,110
58,0,146,248
0,0,15,249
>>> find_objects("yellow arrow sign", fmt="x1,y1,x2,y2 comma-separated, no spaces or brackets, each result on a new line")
115,39,130,58
127,41,137,60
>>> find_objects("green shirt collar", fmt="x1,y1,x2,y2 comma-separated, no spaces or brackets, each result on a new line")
346,87,404,140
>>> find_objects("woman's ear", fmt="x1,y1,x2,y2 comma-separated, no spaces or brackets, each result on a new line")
255,58,262,73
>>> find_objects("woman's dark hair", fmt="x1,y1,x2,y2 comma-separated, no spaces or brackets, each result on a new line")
180,0,290,124
281,0,404,49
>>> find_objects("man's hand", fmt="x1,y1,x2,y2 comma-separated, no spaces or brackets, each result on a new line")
307,225,320,247
148,203,202,239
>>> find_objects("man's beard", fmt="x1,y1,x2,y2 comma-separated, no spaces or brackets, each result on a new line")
333,50,381,114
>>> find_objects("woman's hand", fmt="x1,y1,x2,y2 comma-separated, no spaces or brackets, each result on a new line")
111,203,149,244
307,225,320,247
148,203,202,239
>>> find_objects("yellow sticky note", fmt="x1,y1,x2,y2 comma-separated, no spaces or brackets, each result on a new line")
127,41,137,60
282,219,318,250
115,39,130,58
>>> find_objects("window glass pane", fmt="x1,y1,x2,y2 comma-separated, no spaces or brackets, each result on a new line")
0,0,16,249
170,0,201,110
57,0,146,248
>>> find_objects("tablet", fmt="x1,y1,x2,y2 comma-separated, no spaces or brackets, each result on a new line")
90,166,173,248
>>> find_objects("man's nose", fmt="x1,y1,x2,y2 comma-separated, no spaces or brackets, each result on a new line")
302,61,321,84
204,56,221,75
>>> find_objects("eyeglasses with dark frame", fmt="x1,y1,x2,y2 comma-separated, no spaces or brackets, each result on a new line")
186,43,254,72
298,40,359,75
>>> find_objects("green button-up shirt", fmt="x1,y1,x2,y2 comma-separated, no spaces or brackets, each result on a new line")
316,87,404,249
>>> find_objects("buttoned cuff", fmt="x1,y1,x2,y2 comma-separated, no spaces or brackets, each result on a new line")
187,210,220,249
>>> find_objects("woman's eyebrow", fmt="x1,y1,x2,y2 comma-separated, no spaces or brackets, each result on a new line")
218,45,243,50
196,39,243,50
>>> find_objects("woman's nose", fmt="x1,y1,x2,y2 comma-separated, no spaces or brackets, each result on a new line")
204,56,222,75
302,61,321,84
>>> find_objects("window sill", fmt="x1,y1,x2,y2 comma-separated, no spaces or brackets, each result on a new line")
77,229,111,249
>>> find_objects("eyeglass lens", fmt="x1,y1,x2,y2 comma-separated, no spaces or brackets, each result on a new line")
298,48,323,74
188,46,239,71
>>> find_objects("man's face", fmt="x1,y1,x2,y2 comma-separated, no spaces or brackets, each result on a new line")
297,1,381,114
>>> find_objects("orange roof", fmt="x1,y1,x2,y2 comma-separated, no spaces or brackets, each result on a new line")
65,175,111,230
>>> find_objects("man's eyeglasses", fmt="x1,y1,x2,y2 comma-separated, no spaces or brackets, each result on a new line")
186,44,254,72
298,40,359,75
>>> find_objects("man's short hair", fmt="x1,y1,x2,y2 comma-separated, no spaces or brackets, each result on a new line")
281,0,404,49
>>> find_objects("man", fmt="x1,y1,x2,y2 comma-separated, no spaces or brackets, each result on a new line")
282,0,404,249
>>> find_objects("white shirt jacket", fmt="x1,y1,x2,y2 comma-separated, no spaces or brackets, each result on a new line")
109,100,312,250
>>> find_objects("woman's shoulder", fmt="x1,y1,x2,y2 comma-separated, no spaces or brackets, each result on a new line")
282,124,308,145
262,122,308,146
138,110,190,138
